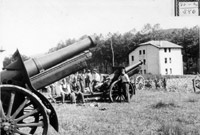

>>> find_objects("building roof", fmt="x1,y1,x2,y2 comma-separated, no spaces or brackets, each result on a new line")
139,40,182,49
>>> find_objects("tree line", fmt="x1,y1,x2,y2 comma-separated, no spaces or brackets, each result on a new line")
3,24,199,74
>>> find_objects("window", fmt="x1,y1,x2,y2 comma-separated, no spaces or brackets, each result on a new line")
169,58,172,63
164,48,167,52
132,56,134,61
165,58,167,63
143,50,145,54
165,68,168,75
170,68,172,74
143,59,146,65
139,50,142,55
169,48,171,52
144,70,146,74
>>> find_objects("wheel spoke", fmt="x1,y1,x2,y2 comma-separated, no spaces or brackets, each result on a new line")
12,98,29,119
7,92,16,117
116,96,119,101
0,100,6,118
120,95,123,102
1,86,49,135
24,102,33,108
121,95,125,100
16,121,44,128
15,109,39,122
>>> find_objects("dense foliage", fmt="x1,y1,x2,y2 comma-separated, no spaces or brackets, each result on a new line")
3,24,199,74
48,24,199,74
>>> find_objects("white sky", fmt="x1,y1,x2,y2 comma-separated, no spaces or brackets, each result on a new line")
0,0,200,58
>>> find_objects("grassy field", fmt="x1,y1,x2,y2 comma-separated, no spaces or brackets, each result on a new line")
38,89,200,135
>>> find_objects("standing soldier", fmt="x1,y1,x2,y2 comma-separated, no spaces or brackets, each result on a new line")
70,72,78,84
85,69,93,93
118,67,131,103
154,77,159,89
92,68,101,92
77,70,85,93
163,78,167,91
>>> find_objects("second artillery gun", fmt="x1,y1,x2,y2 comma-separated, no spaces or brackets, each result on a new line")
0,36,96,135
84,61,145,102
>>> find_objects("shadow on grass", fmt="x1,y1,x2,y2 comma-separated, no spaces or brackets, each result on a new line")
195,91,200,94
184,96,199,103
151,100,178,109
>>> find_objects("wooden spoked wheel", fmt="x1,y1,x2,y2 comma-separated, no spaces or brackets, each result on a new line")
129,83,136,99
0,85,49,135
109,81,135,102
193,75,200,92
135,75,145,90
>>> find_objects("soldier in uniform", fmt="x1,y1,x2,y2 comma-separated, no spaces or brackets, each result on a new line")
48,81,67,103
118,67,131,103
91,68,101,92
77,70,86,93
85,69,93,93
70,77,85,104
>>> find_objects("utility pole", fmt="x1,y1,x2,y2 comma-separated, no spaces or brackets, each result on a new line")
110,37,115,67
198,25,200,73
107,33,115,67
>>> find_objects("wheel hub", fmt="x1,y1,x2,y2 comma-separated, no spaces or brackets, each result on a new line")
1,117,15,134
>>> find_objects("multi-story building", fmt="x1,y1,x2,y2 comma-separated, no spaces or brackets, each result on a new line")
129,40,183,75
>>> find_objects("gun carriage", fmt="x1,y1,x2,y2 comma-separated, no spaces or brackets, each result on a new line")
84,61,144,102
0,36,96,135
108,61,144,102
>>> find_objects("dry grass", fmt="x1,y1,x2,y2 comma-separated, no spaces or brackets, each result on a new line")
35,89,200,135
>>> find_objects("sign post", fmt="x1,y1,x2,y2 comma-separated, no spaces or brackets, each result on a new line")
175,0,200,16
179,2,199,16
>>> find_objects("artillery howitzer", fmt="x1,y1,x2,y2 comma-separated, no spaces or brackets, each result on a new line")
84,61,144,102
0,36,96,135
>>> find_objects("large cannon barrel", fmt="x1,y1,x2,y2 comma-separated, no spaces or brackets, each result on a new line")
0,36,97,135
126,61,143,77
1,36,96,87
98,61,143,89
25,36,96,77
31,51,92,90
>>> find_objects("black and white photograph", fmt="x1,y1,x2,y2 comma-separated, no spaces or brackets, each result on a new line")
0,0,200,134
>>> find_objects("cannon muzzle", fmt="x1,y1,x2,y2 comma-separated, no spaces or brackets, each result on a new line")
25,36,96,77
0,36,97,134
98,61,143,90
1,36,97,87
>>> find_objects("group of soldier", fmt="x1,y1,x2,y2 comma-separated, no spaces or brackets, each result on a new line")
47,68,101,104
46,66,132,103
